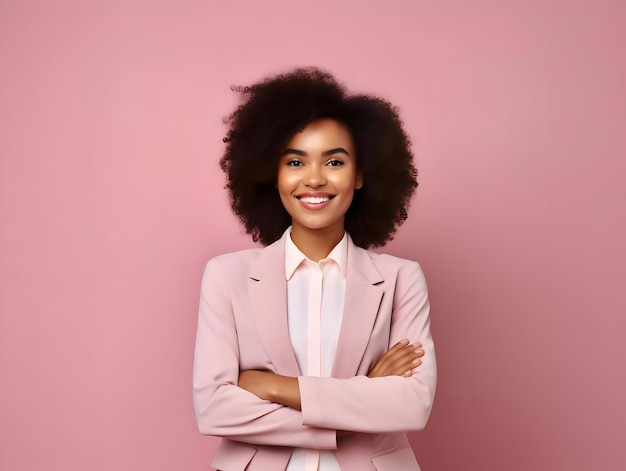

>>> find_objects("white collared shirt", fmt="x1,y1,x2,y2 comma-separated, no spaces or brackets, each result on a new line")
285,228,346,471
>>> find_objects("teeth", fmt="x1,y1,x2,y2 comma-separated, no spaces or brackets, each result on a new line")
300,196,330,204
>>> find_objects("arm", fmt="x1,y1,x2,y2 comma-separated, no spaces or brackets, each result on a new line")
238,338,425,410
192,257,336,449
298,261,436,433
239,261,436,434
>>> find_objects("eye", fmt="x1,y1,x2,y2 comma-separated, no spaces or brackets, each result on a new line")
326,159,344,167
286,159,303,167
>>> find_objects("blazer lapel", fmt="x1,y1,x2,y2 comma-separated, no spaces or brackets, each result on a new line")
331,237,384,378
248,235,301,377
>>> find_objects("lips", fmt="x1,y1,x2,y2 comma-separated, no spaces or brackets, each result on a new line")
298,196,331,204
295,193,335,210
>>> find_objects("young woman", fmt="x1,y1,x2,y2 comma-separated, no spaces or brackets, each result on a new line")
193,68,436,471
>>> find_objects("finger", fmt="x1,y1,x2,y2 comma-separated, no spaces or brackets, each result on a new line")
384,347,424,374
370,341,411,371
387,339,410,353
400,357,423,378
380,344,422,367
368,341,426,377
402,369,414,378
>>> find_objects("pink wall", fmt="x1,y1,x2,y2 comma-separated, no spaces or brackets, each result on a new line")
1,1,624,470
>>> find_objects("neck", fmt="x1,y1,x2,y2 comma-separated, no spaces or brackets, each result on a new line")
289,224,345,262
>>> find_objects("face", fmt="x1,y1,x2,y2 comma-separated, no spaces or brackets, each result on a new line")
277,119,363,240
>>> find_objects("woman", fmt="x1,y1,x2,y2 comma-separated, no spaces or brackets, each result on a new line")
193,68,436,471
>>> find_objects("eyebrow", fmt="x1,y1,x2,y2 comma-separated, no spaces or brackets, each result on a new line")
282,147,350,157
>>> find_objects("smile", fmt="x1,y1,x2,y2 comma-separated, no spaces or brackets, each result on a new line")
298,196,332,204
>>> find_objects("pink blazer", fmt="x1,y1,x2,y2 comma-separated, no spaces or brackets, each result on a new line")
193,232,436,471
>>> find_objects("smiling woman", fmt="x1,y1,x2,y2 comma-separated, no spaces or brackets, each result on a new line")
193,67,436,471
278,119,363,262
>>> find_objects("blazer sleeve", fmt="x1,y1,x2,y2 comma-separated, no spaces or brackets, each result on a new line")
298,260,437,433
193,257,337,449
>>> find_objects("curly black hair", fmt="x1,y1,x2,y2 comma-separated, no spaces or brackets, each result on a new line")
219,67,418,249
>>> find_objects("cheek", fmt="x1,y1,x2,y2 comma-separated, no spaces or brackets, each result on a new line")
331,171,359,192
276,171,292,194
276,172,298,211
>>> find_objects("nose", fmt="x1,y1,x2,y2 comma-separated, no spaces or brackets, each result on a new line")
304,163,326,188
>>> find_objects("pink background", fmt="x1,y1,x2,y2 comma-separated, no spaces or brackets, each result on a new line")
1,1,625,470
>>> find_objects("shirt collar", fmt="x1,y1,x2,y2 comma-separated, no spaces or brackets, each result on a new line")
284,227,348,280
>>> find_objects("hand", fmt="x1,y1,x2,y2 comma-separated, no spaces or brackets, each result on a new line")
367,339,424,378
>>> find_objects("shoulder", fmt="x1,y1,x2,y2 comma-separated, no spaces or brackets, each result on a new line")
199,247,265,299
210,246,264,264
345,233,426,287
361,248,428,291
202,233,287,287
204,247,264,276
365,248,423,274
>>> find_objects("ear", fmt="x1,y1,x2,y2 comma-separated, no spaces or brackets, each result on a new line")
355,171,364,190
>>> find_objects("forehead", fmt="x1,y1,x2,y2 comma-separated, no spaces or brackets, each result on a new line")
285,119,354,149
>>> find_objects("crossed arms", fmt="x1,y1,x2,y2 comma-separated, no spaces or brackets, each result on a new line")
193,256,436,448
